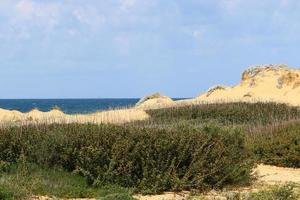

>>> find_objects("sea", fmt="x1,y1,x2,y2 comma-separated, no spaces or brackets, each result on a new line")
0,99,140,114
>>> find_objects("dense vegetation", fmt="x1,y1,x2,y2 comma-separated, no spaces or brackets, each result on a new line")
248,121,300,167
0,161,134,200
0,123,253,197
0,102,300,199
144,102,300,126
143,102,300,168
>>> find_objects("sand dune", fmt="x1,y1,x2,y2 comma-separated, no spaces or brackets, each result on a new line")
0,108,149,126
197,64,300,106
135,92,176,109
136,64,300,109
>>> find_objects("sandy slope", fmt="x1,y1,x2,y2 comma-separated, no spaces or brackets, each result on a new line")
135,92,176,109
0,108,149,125
136,64,300,110
197,64,300,106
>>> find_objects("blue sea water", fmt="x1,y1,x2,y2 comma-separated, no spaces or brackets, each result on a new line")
0,99,140,114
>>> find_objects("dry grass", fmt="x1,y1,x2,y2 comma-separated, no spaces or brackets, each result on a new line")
0,108,149,126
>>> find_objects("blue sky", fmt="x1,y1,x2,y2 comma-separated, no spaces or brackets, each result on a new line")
0,0,300,98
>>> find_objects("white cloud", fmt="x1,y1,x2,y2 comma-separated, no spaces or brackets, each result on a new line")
67,29,77,37
192,30,205,41
120,0,137,12
16,0,34,18
280,0,291,7
72,7,106,29
13,0,62,32
220,0,241,15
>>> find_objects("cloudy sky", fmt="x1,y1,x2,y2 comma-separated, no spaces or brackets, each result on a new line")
0,0,299,98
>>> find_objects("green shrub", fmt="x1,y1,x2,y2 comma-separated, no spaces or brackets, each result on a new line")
0,162,135,199
0,123,253,193
250,184,298,200
142,102,300,168
0,187,13,200
0,161,11,173
144,102,300,126
247,122,300,167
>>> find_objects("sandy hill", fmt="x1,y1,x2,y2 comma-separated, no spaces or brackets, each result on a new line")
0,108,149,126
197,64,300,106
135,92,175,109
136,64,300,109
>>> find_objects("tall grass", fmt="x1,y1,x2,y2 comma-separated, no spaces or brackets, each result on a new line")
143,102,300,126
0,108,149,126
0,161,134,199
247,121,300,167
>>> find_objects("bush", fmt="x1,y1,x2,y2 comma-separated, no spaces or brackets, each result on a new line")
0,187,13,200
142,102,300,168
0,161,135,199
247,122,300,167
145,102,300,126
0,123,253,193
250,184,298,200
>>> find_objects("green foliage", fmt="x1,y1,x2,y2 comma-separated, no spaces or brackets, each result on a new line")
144,102,300,126
0,187,14,200
247,122,300,167
141,102,300,168
0,123,253,194
250,184,298,200
0,161,11,173
190,184,299,200
0,162,133,199
1,102,300,198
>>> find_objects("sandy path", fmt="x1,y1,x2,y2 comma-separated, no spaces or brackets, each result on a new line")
134,192,189,200
255,164,300,184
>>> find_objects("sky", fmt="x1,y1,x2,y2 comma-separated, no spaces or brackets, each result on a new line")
0,0,300,98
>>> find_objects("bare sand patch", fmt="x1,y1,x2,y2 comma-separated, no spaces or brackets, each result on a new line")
254,164,300,184
134,192,189,200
